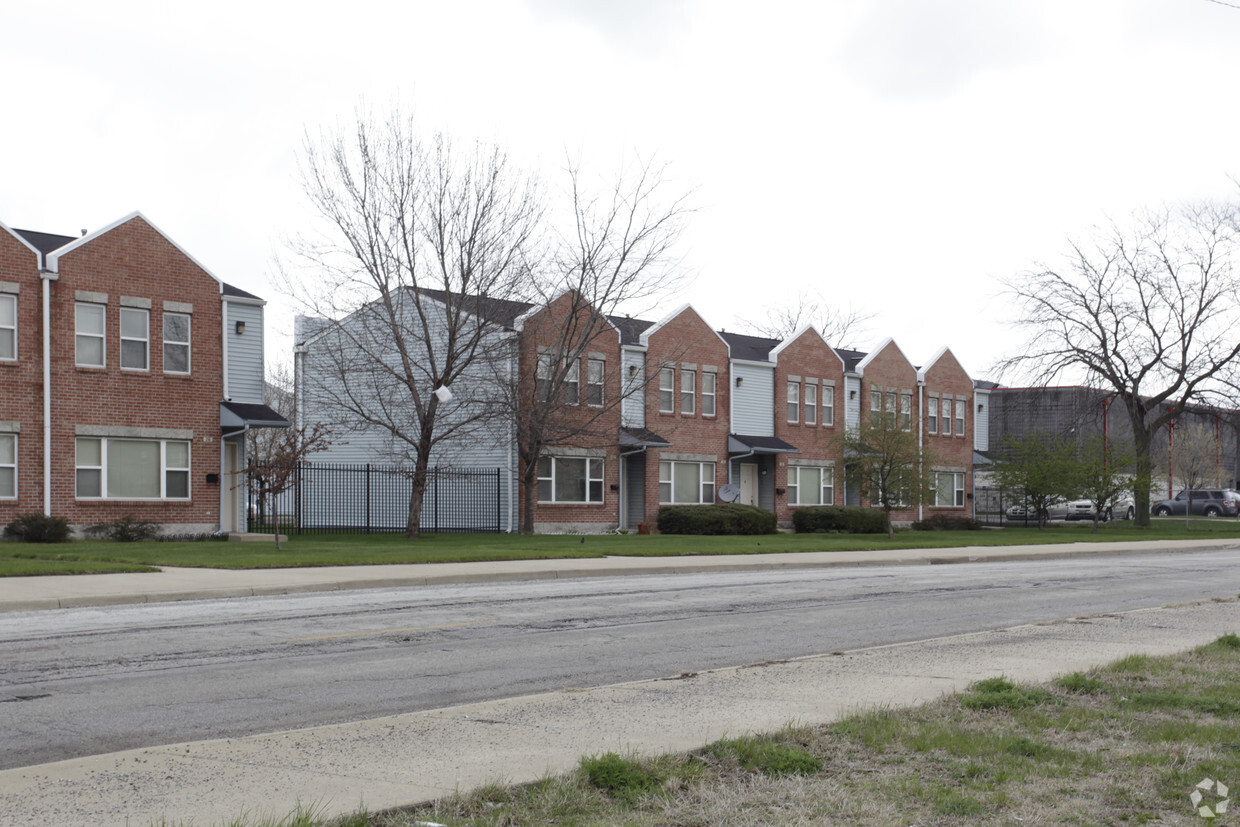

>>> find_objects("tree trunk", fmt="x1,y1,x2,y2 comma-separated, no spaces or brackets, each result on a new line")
1131,427,1154,528
520,455,538,535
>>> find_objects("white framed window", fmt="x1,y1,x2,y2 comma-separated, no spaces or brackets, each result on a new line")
587,359,604,407
955,398,966,437
702,371,717,417
681,368,696,414
75,437,191,500
0,294,15,361
870,387,881,426
885,390,897,422
659,366,675,413
120,307,149,371
935,471,965,507
805,383,817,425
659,460,715,504
563,359,580,405
788,465,833,506
537,456,604,503
901,392,912,431
823,383,834,426
75,303,106,367
0,433,15,498
787,380,799,423
163,312,191,374
927,393,939,434
941,397,952,436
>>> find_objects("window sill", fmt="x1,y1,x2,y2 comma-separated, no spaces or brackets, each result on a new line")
537,501,606,506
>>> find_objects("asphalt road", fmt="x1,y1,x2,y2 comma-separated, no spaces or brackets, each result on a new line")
2,549,1237,770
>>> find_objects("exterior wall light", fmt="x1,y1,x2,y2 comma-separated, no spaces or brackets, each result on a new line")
735,376,744,388
235,321,246,335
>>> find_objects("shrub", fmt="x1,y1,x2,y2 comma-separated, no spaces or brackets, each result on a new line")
3,513,71,543
84,515,161,542
657,504,777,535
580,752,661,802
792,506,886,534
708,735,823,778
962,676,1056,711
1056,671,1106,694
912,514,983,531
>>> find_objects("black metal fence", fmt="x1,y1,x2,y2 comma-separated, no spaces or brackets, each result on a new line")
248,463,502,534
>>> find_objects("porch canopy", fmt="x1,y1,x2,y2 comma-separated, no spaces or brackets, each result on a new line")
728,434,800,455
620,426,672,449
220,401,290,430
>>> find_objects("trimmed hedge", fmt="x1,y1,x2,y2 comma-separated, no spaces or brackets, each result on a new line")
791,506,887,534
912,514,983,531
657,504,777,535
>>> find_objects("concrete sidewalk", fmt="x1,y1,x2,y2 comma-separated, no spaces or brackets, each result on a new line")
3,536,1237,613
1,538,1238,826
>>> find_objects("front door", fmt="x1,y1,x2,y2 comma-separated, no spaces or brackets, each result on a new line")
739,463,759,506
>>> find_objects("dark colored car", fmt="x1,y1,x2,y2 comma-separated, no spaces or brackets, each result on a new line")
1151,489,1240,517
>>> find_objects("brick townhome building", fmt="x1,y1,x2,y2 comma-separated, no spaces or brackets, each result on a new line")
297,289,979,532
0,213,285,535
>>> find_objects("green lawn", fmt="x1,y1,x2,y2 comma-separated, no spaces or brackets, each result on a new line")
2,517,1239,576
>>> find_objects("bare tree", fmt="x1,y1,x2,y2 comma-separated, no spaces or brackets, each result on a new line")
287,112,542,538
999,200,1240,527
1166,417,1223,528
834,411,935,539
502,160,691,534
243,421,332,549
740,288,874,348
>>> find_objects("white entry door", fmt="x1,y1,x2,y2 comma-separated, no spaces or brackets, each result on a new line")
223,441,240,533
739,463,759,506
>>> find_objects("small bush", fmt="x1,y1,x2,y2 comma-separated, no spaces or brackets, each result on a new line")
912,514,983,531
580,752,661,801
1212,632,1240,650
1056,671,1106,694
3,513,71,543
657,504,777,535
85,515,161,542
708,735,823,778
962,676,1056,711
792,506,886,534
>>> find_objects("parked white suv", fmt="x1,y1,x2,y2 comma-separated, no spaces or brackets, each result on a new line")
1063,495,1135,522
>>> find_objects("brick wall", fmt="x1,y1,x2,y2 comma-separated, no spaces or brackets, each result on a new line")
1,216,225,531
921,348,974,513
773,329,846,522
0,230,43,517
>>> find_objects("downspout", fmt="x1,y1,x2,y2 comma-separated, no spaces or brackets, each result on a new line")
917,380,924,522
40,267,57,516
728,446,756,486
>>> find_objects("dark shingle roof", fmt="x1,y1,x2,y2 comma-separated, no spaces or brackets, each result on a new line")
222,283,263,301
12,228,76,257
836,347,867,372
717,330,778,362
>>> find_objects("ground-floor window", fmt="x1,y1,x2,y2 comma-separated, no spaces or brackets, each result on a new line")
75,437,191,499
659,460,715,504
935,471,965,507
0,433,14,498
537,455,604,503
788,465,833,506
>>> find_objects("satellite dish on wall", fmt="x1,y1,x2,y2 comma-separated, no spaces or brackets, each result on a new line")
718,484,740,503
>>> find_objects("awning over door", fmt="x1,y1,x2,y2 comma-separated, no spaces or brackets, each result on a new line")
221,401,290,430
728,434,800,454
620,426,672,448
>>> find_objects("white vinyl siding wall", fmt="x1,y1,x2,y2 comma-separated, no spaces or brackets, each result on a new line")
225,301,265,403
730,363,774,437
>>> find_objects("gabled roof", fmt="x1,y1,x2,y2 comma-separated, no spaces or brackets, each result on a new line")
717,330,778,362
917,345,972,383
414,286,533,330
12,228,75,257
44,212,223,286
854,337,914,375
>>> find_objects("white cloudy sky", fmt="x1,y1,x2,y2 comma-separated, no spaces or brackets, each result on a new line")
4,0,1239,381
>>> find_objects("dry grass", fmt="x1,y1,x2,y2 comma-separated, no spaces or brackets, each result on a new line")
352,634,1240,826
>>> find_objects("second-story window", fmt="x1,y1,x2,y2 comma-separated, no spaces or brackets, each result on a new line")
805,383,817,425
0,294,15,361
941,396,952,436
901,392,912,431
702,371,717,417
955,398,966,437
658,366,675,413
928,393,939,434
76,303,106,367
536,353,554,402
823,383,834,426
870,387,881,426
681,368,696,414
587,359,604,406
787,380,799,423
563,359,580,405
120,307,149,371
163,313,191,374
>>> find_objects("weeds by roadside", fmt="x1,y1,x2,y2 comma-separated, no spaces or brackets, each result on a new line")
194,633,1240,826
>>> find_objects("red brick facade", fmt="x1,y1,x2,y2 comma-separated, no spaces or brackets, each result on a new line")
0,215,228,532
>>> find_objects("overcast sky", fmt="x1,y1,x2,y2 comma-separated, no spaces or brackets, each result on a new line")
5,0,1239,382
